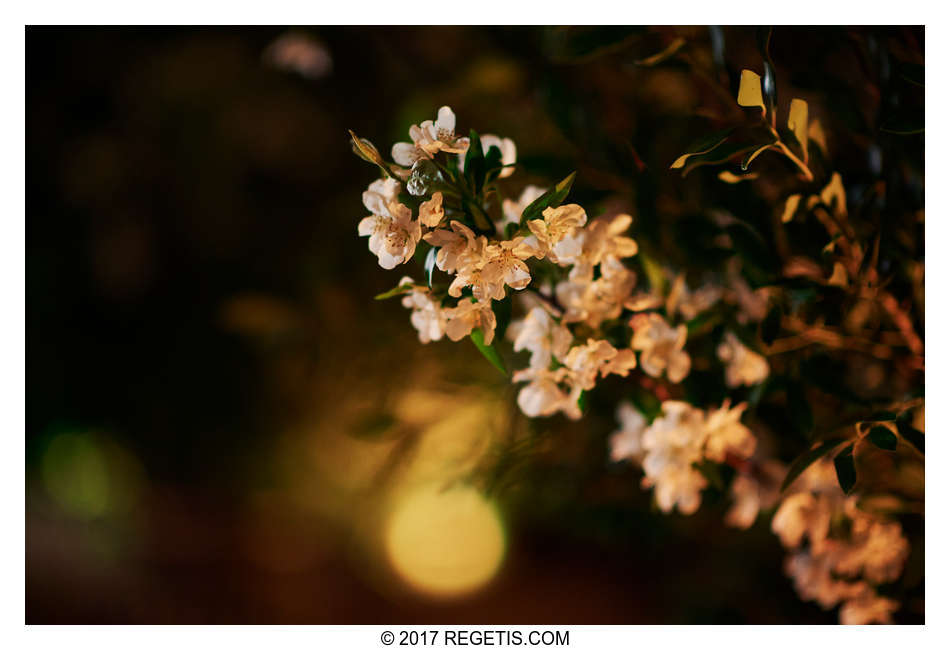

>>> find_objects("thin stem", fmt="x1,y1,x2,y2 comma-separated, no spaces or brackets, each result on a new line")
771,138,814,182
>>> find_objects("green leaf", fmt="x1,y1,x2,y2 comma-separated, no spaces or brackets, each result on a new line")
424,247,438,287
374,281,414,300
576,389,589,415
519,172,576,225
464,129,486,193
555,170,577,194
464,197,494,233
483,144,504,184
493,295,513,342
834,444,857,494
867,425,898,451
470,327,506,376
781,437,847,492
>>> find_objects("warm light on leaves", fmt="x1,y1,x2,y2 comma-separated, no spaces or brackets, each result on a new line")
737,69,766,114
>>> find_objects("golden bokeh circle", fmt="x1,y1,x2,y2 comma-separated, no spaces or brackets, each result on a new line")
384,484,506,598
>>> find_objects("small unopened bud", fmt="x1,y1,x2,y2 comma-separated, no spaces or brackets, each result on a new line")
349,130,384,166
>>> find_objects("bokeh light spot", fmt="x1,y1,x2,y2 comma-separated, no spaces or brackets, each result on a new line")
41,433,110,518
385,484,505,598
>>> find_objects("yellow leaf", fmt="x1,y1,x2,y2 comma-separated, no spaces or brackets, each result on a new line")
808,119,828,155
737,70,765,113
828,262,849,287
820,172,848,217
781,194,802,223
718,170,759,183
787,98,809,163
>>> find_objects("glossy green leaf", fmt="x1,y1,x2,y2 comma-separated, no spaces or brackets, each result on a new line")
519,172,576,225
470,327,506,376
464,129,486,193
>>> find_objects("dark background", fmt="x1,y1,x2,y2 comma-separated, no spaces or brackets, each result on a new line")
26,26,924,623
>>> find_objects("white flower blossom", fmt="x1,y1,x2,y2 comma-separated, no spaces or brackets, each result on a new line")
480,237,538,298
512,366,582,420
667,274,723,320
772,491,833,549
569,213,638,281
418,192,445,228
391,106,469,166
724,460,785,529
556,257,636,328
784,551,867,610
563,339,634,390
717,331,769,387
443,298,497,345
773,459,910,623
357,179,421,269
511,307,572,370
459,134,517,179
399,277,445,344
527,203,588,265
703,400,756,463
609,402,648,463
839,591,900,625
445,235,496,301
640,401,708,515
423,220,479,274
630,313,691,383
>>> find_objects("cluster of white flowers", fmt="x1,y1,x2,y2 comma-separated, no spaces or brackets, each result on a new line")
609,399,757,514
770,460,909,624
356,106,769,422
